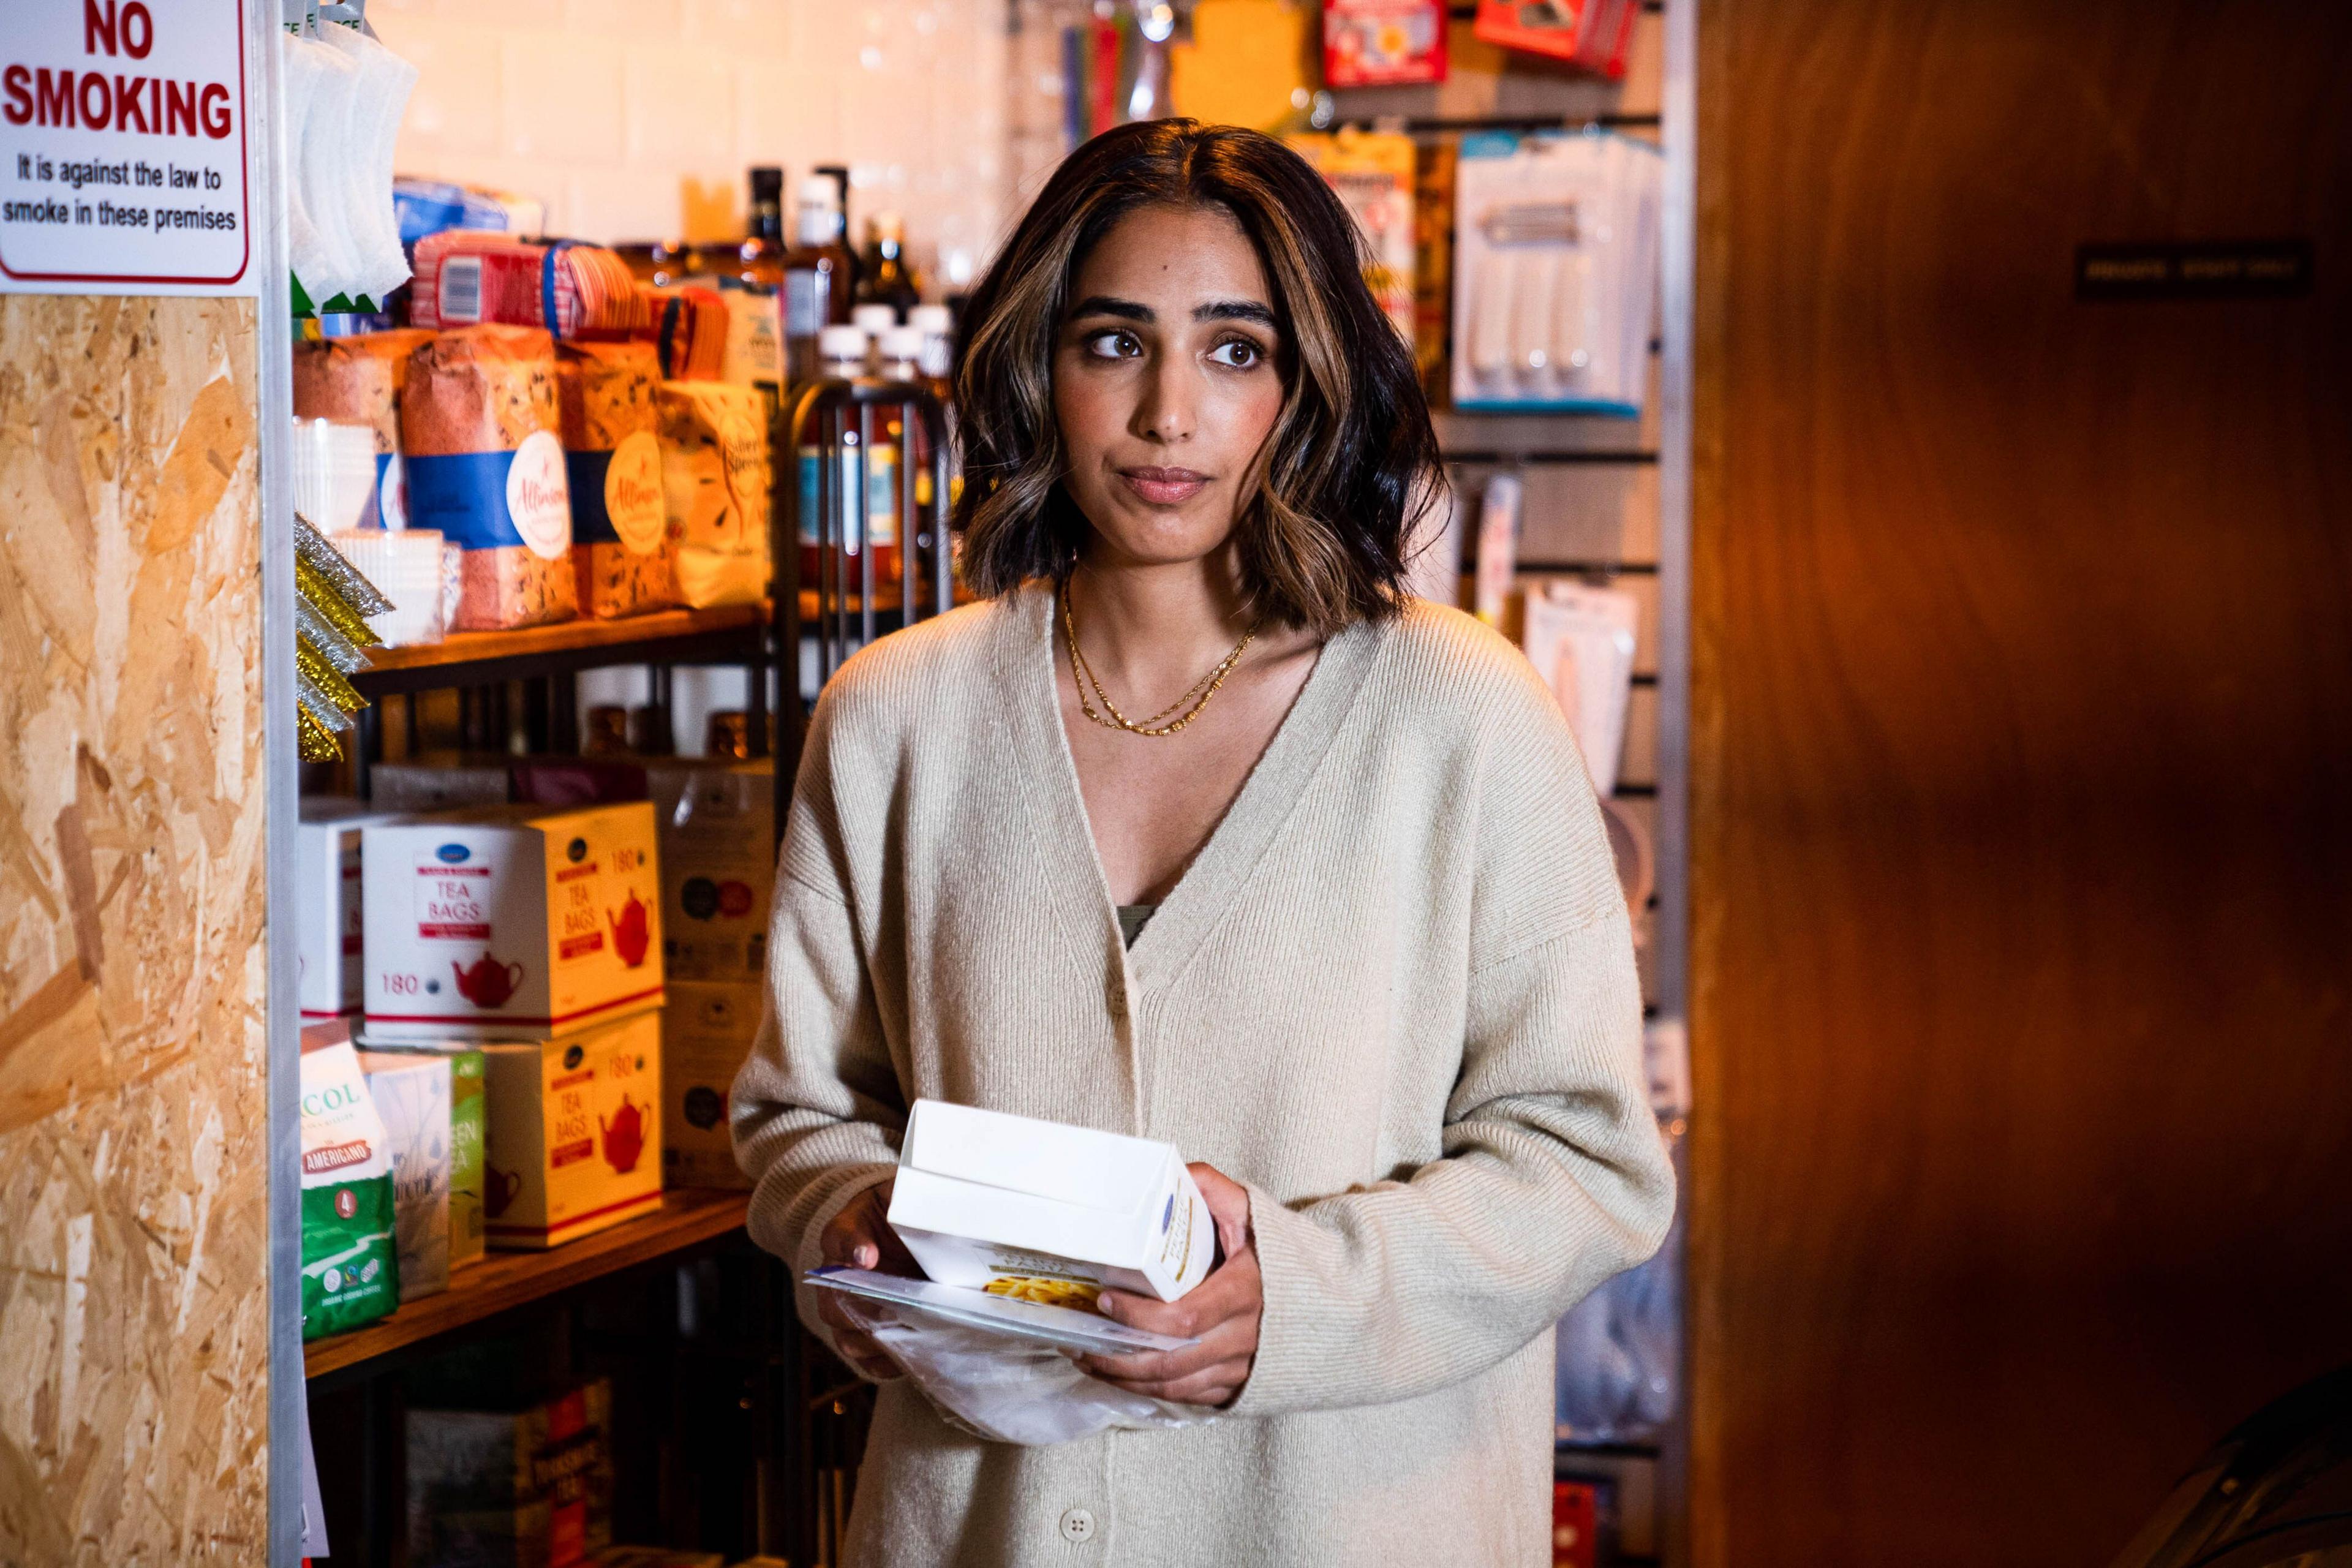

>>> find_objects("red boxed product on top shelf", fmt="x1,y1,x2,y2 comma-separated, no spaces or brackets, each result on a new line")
1322,0,1449,88
1474,0,1640,79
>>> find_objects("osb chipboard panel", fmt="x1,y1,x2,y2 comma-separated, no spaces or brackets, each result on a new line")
0,295,268,1564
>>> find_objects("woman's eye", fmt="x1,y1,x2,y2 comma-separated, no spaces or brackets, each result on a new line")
1208,337,1264,369
1084,330,1140,359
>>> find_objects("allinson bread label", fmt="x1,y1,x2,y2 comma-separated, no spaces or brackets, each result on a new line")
506,431,573,560
604,432,666,555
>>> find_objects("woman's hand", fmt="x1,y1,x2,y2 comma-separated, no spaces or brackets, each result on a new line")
1076,1163,1262,1408
816,1179,918,1382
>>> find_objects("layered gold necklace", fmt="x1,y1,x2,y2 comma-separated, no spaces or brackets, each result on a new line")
1061,578,1259,737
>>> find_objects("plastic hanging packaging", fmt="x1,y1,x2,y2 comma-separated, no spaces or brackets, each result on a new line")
1556,1120,1683,1446
821,1283,1216,1446
317,20,418,306
1451,129,1660,415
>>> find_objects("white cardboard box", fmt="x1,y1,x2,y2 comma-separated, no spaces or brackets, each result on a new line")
356,1049,453,1300
887,1100,1217,1305
298,801,401,1023
361,803,663,1041
660,981,758,1189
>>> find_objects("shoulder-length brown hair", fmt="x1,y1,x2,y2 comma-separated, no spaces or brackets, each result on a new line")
950,118,1446,635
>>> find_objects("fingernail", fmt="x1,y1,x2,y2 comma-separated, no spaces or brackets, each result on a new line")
856,1244,875,1267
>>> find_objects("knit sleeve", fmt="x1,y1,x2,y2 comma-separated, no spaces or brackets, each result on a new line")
729,696,905,1353
1228,661,1676,1418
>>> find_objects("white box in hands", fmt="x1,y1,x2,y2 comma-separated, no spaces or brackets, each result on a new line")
886,1099,1218,1306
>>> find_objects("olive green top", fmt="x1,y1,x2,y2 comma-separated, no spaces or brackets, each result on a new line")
1116,903,1156,948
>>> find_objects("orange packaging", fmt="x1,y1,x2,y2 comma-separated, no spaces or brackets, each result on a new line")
483,1012,663,1250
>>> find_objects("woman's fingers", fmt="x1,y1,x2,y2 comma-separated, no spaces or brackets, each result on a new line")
816,1294,903,1381
1186,1162,1254,1260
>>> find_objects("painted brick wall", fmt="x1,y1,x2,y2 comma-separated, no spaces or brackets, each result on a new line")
371,0,1011,291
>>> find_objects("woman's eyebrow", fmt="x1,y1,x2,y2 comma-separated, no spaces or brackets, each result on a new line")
1068,295,1153,322
1196,300,1277,328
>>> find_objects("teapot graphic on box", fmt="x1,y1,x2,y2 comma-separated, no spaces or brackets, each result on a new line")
453,952,526,1008
606,892,652,968
485,1162,524,1218
600,1096,646,1173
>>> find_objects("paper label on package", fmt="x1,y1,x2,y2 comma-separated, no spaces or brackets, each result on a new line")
413,858,492,941
603,432,665,554
0,0,257,295
506,431,572,559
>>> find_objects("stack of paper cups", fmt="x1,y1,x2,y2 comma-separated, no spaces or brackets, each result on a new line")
293,418,382,533
331,529,449,646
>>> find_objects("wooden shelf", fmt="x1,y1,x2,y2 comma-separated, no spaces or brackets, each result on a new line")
352,604,768,696
303,1188,752,1381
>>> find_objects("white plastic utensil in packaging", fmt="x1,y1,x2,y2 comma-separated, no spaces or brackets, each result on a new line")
1521,579,1640,794
1452,129,1661,416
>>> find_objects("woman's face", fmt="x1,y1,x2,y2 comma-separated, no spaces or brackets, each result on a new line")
1053,203,1287,570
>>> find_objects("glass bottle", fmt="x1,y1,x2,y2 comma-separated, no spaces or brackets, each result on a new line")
856,211,924,315
782,176,857,387
737,165,786,289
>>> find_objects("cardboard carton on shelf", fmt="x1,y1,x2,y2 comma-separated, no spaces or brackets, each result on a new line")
361,802,663,1042
358,1042,489,1270
407,1379,613,1568
644,761,775,985
297,799,404,1023
482,1011,663,1250
887,1099,1218,1307
660,981,760,1190
356,1049,454,1301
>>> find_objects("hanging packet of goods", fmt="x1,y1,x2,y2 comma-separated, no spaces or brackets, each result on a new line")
300,1027,401,1339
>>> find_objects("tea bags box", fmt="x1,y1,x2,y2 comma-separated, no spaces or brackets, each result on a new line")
359,1044,489,1270
361,803,663,1042
481,1012,663,1250
358,1050,453,1301
644,762,774,984
298,800,402,1023
660,981,759,1189
407,1379,612,1568
887,1100,1218,1306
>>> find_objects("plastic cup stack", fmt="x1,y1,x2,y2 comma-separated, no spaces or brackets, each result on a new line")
330,529,450,647
292,418,380,533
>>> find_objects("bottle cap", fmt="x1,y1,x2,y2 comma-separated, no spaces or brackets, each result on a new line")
909,303,953,334
852,303,899,334
818,324,869,362
749,166,784,203
878,325,925,363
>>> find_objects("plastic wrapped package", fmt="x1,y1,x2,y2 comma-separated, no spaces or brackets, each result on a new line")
400,325,578,630
657,381,770,609
559,342,679,619
1556,1121,1684,1446
821,1284,1214,1447
410,231,646,341
1452,129,1661,415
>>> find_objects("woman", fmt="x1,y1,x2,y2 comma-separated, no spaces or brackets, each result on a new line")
733,119,1674,1566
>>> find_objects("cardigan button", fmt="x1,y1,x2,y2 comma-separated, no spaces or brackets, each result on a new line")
1058,1506,1097,1544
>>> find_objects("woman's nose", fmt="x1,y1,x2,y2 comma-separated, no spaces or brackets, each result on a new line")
1132,358,1196,443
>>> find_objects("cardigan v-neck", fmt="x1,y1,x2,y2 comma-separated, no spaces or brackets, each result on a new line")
734,589,1673,1568
997,582,1381,1000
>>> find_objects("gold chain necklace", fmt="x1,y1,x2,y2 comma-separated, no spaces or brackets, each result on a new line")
1061,579,1258,737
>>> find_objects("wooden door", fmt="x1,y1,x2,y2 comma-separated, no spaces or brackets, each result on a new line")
1688,2,2352,1563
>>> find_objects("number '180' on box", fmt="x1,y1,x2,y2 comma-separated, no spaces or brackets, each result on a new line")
886,1100,1219,1306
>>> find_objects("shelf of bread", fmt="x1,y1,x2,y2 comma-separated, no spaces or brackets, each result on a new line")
303,1186,751,1382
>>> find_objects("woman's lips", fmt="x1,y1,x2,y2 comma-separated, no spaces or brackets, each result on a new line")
1118,467,1210,506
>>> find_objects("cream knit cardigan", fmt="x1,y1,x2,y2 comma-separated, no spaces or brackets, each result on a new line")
733,583,1676,1567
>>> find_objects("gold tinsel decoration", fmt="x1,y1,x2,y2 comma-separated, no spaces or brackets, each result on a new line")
293,513,391,763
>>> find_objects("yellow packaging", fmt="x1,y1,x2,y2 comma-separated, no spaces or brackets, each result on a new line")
660,981,760,1189
482,1012,663,1250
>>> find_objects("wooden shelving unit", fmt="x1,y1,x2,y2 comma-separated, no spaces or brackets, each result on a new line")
303,1189,752,1384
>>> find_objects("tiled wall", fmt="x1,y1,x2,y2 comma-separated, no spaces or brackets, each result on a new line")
370,0,1012,292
